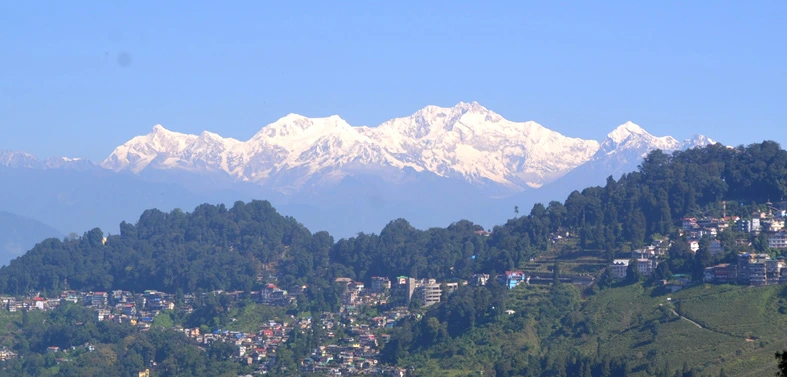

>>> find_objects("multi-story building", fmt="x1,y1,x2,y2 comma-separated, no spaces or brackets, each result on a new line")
765,259,784,284
419,280,442,307
703,263,738,283
749,262,767,286
736,218,762,234
636,259,657,276
370,277,391,293
767,232,787,249
611,259,630,279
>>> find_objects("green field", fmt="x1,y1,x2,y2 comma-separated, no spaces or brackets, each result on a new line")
407,282,787,377
562,284,786,376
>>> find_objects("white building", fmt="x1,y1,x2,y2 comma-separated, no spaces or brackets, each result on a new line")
636,259,657,276
611,259,630,279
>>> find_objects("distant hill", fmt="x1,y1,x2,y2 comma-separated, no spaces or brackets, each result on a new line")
0,211,62,266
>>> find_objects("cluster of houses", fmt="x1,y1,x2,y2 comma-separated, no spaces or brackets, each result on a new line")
180,318,294,373
1,289,181,326
703,253,787,286
298,309,413,375
607,203,787,288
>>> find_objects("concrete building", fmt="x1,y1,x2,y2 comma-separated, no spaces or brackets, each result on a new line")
768,232,787,249
611,259,630,279
636,259,657,276
749,262,767,286
370,277,391,293
419,280,442,307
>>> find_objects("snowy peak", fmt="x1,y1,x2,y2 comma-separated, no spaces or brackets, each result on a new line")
253,114,353,142
100,103,716,194
0,151,93,170
682,134,716,149
607,121,648,143
0,151,40,168
600,121,679,155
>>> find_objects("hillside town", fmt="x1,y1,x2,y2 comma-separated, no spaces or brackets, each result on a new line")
609,201,787,289
4,202,787,375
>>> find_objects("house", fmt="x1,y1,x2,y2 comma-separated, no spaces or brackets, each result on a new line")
632,248,656,260
91,292,108,308
498,271,528,289
688,240,700,253
470,274,490,286
96,309,111,321
32,296,46,310
260,284,287,304
443,282,460,294
682,218,698,231
348,281,365,293
610,259,630,279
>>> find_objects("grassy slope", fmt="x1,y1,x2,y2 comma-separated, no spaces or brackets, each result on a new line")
409,283,787,377
553,283,785,377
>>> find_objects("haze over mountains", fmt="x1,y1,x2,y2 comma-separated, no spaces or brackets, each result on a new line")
0,102,715,245
0,211,62,266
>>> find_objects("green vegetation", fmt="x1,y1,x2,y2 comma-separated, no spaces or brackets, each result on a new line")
0,304,252,377
382,282,786,377
0,141,787,375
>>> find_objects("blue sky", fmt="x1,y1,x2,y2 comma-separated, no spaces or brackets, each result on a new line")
1,1,786,161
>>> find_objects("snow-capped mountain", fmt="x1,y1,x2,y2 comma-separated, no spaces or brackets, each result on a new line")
595,121,715,165
0,103,719,239
0,151,94,170
102,102,606,193
535,122,717,199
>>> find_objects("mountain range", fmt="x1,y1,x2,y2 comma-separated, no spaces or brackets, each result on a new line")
0,102,715,240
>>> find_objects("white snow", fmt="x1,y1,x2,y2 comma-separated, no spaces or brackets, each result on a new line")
101,103,714,193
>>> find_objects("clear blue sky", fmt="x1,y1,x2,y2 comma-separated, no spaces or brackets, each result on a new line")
1,1,786,161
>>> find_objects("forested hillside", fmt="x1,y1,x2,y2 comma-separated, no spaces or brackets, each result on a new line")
2,141,787,295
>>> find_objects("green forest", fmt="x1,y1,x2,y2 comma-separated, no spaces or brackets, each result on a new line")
1,141,787,376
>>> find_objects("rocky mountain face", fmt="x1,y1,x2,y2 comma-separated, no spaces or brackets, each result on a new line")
1,102,716,237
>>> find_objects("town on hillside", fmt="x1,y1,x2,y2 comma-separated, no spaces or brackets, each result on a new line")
610,201,787,289
5,201,787,375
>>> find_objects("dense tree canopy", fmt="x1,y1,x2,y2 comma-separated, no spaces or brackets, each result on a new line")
2,141,786,297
